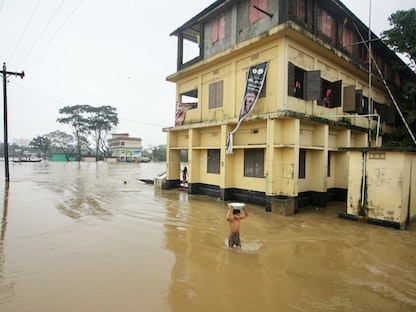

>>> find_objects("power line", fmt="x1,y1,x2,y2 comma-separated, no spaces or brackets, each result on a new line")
9,80,68,106
119,118,165,128
8,82,166,129
8,0,42,66
24,0,85,70
18,0,66,70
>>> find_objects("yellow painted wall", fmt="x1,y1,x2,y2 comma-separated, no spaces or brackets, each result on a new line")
231,149,266,192
410,155,416,221
366,152,405,223
198,127,221,148
347,151,416,226
347,152,364,215
286,41,386,132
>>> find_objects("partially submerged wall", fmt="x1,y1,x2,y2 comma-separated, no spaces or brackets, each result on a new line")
344,148,416,229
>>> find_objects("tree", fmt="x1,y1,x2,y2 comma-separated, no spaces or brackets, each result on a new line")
152,145,166,161
57,105,91,161
88,105,118,160
382,8,416,70
382,8,416,147
47,130,77,161
29,135,52,159
57,105,118,161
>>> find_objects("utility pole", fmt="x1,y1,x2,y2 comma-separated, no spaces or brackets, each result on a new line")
2,63,25,183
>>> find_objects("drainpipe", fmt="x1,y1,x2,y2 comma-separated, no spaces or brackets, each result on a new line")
266,113,270,195
360,151,367,216
283,36,288,110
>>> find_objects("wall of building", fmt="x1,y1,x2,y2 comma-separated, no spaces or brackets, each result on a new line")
346,150,416,228
165,0,405,211
203,0,281,59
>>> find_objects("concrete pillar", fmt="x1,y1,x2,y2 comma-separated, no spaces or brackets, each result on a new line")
267,196,296,216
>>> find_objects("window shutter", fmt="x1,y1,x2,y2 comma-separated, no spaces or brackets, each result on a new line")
216,81,223,107
212,19,219,43
288,62,295,97
218,16,225,39
209,83,216,108
305,70,321,101
343,85,356,112
331,80,342,108
355,90,363,114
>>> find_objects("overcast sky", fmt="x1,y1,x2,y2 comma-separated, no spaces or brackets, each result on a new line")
0,0,414,147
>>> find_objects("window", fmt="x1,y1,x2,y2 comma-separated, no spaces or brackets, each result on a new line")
327,152,331,177
249,0,267,24
342,26,353,54
207,149,220,174
319,79,341,108
181,89,198,104
359,95,371,115
299,149,306,179
244,149,264,177
209,81,224,108
212,16,225,43
288,62,321,101
290,0,306,23
318,9,335,39
343,86,370,114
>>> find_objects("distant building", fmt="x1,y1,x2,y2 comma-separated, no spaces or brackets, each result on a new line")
163,0,416,213
48,152,77,162
108,133,142,162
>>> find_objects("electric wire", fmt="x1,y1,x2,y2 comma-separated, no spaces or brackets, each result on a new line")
353,21,416,146
8,0,42,66
17,0,66,70
9,80,166,129
24,0,84,70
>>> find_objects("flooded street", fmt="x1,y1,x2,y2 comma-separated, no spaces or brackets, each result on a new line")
0,161,415,311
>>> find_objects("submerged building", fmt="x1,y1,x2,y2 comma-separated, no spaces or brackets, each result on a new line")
108,133,143,162
163,0,416,214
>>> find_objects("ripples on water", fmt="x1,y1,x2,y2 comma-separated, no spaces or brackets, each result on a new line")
0,161,415,312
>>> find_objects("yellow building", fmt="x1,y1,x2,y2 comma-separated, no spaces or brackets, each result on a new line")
164,0,416,213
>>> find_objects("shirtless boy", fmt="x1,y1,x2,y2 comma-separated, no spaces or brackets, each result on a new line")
226,204,249,249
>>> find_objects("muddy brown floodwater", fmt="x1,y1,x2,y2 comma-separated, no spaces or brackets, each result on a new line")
0,161,415,311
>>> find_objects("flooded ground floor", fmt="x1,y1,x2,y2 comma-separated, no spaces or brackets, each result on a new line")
0,161,415,311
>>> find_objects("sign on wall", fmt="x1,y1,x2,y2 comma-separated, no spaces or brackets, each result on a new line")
226,61,269,154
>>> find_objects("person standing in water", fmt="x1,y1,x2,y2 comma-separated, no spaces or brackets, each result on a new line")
226,204,248,249
182,166,188,182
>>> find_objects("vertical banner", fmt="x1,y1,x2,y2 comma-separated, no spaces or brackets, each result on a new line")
226,61,268,154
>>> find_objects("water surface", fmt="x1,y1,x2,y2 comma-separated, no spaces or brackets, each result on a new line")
0,161,415,311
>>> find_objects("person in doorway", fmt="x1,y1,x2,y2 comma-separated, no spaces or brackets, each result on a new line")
182,166,188,182
226,204,249,249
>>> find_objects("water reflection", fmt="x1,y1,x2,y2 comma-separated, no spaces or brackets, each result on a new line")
0,183,14,303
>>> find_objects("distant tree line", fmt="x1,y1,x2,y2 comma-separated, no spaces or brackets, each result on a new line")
1,104,168,162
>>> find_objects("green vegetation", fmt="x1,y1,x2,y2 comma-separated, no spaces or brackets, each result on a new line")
382,9,416,147
57,105,118,160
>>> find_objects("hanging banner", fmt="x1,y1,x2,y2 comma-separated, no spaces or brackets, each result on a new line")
175,102,197,126
226,61,268,154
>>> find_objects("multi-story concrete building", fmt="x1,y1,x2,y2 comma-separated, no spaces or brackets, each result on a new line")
164,0,416,213
108,133,142,162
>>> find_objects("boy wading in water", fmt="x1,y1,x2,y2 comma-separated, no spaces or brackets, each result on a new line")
226,204,248,249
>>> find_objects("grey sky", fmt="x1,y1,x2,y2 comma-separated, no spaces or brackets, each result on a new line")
0,0,414,147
